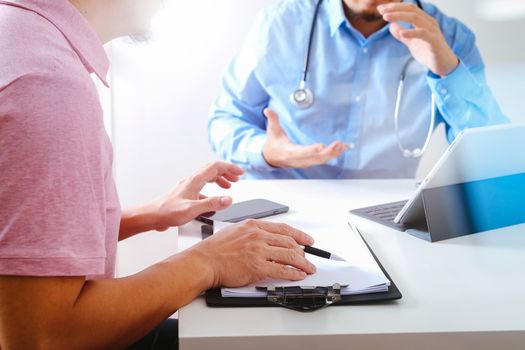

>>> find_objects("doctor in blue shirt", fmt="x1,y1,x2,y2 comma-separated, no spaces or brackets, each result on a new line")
208,0,508,179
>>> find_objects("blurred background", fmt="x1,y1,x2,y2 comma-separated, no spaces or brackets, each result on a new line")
104,0,525,207
105,0,525,275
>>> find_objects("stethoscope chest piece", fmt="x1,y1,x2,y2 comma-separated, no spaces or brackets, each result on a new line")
290,84,314,109
403,148,423,158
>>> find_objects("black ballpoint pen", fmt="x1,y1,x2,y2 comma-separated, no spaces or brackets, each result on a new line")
303,246,346,261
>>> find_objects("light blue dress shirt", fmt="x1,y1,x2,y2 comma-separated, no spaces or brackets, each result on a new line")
208,0,508,179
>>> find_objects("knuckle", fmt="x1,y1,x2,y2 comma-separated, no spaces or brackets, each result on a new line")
189,173,203,184
279,264,291,276
246,230,260,240
246,240,263,255
280,223,292,235
204,163,217,175
254,231,266,241
296,246,306,257
244,219,258,228
288,249,298,262
285,236,296,248
206,199,217,210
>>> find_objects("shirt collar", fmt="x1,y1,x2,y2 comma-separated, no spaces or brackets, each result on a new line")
0,0,110,86
327,0,347,37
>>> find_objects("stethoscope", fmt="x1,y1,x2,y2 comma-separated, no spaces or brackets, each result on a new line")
290,0,436,158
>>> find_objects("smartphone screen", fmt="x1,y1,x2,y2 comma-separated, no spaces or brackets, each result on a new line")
197,199,289,224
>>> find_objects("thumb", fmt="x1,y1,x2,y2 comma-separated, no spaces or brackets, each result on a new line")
264,108,286,138
192,196,232,217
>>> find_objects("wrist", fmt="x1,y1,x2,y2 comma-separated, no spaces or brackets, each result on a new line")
262,148,282,168
435,54,460,78
263,143,290,169
151,248,217,311
146,200,168,231
182,246,217,291
121,202,162,236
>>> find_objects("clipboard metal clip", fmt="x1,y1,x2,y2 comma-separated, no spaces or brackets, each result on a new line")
266,284,342,312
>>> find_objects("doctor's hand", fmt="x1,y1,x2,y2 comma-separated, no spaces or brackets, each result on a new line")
262,109,348,169
378,2,459,77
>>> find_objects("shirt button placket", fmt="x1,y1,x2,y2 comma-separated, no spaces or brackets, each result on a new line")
346,44,369,171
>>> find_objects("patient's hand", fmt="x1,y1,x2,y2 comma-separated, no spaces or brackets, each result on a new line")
119,162,244,239
192,219,317,288
152,162,244,231
262,109,348,169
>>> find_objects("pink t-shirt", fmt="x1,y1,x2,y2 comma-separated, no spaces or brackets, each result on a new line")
0,0,121,279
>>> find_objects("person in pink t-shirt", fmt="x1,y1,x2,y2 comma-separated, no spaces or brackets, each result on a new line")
0,1,317,349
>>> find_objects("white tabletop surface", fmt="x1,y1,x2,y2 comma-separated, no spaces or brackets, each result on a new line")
121,180,525,350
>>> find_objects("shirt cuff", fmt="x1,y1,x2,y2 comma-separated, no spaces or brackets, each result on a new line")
427,60,482,104
245,133,275,172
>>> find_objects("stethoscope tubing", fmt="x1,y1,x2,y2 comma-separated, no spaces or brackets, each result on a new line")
290,0,435,158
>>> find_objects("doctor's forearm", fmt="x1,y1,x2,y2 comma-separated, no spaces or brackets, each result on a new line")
209,117,270,170
429,63,508,138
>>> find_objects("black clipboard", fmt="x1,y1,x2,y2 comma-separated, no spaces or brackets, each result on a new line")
205,231,402,308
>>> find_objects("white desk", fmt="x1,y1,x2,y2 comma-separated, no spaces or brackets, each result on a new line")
171,180,525,350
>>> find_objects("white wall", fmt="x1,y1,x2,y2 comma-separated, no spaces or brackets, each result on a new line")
486,64,525,122
110,0,275,207
109,0,525,208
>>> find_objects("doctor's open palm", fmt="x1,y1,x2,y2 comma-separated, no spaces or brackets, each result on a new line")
262,109,349,169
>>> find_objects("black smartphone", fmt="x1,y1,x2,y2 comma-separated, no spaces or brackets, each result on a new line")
197,199,289,225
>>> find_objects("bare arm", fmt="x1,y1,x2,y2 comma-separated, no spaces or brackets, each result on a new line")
0,249,209,350
0,220,316,350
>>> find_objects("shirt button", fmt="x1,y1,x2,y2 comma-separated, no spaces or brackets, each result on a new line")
362,47,369,54
440,88,448,95
348,143,356,150
355,96,362,103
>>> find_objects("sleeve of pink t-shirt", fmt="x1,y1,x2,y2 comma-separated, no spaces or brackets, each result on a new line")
0,72,114,277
